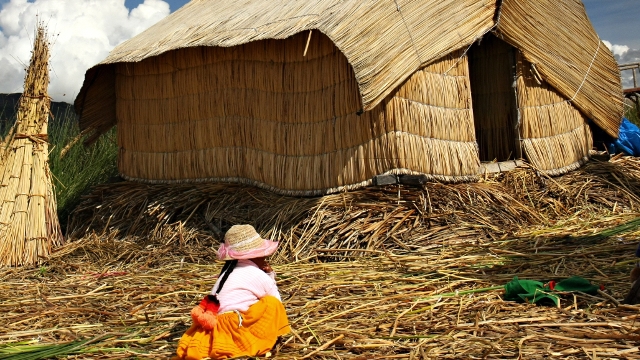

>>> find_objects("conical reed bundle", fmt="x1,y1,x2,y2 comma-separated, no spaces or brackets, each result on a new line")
0,23,63,267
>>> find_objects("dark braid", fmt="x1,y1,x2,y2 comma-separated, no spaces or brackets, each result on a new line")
208,260,238,305
218,259,235,277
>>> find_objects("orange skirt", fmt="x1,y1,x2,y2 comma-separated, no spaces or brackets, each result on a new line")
173,296,290,360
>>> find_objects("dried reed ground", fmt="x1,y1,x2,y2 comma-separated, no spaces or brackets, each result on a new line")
2,158,640,359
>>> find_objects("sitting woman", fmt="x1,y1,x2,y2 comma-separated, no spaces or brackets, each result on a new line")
174,225,290,360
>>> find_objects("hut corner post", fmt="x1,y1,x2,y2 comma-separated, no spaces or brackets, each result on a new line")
0,24,63,267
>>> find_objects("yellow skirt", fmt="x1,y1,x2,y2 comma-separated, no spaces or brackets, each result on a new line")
173,296,290,360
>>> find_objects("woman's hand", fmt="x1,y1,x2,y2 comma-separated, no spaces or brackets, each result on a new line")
250,257,273,274
260,262,273,274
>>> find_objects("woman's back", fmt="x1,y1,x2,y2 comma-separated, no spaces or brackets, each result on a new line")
211,259,281,313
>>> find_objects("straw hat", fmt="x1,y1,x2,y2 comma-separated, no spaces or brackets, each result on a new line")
217,224,279,261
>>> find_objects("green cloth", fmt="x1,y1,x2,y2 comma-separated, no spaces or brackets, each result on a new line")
503,276,600,306
553,276,600,293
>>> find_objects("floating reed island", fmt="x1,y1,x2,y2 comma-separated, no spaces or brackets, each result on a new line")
74,0,623,196
3,157,640,359
39,1,633,355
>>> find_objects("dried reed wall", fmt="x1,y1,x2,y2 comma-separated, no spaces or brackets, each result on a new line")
469,34,518,162
516,54,592,175
76,0,496,139
497,0,623,137
116,33,479,195
76,67,116,145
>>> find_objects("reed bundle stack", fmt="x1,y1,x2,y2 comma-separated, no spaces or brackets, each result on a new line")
75,0,623,195
0,26,62,267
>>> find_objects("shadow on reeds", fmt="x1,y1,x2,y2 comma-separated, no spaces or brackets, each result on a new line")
64,157,640,270
473,158,640,294
466,230,638,304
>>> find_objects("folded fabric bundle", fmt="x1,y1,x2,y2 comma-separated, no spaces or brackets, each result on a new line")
610,118,640,156
503,276,601,307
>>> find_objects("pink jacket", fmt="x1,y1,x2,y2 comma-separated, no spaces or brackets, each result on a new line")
209,259,281,313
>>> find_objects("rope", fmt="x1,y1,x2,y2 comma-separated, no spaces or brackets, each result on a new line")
123,130,478,157
442,0,504,76
394,0,422,64
442,24,498,75
520,100,569,109
121,169,481,198
569,40,600,102
123,93,470,127
521,123,587,141
20,95,51,100
14,133,49,144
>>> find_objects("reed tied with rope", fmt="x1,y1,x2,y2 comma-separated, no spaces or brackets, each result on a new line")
0,24,63,267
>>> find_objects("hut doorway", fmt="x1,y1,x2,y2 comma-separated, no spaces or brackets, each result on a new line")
468,34,521,162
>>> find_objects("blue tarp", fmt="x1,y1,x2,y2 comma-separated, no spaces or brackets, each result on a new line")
610,118,640,157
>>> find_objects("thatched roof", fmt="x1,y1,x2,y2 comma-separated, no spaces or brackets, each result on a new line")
76,0,623,139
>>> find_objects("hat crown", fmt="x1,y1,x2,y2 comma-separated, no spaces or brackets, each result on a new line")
224,225,264,251
217,224,279,261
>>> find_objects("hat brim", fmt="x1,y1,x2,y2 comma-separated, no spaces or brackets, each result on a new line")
217,239,279,261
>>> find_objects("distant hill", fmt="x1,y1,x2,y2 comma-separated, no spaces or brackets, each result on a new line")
0,93,77,124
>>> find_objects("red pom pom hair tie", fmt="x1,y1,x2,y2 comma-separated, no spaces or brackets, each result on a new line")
191,295,220,330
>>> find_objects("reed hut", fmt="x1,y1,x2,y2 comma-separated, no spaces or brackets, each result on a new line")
75,0,623,196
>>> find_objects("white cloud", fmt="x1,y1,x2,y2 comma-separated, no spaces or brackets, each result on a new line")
603,40,640,89
603,40,630,58
0,0,170,103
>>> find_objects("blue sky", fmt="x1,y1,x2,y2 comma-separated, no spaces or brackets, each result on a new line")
124,0,185,13
582,0,640,50
126,0,185,12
